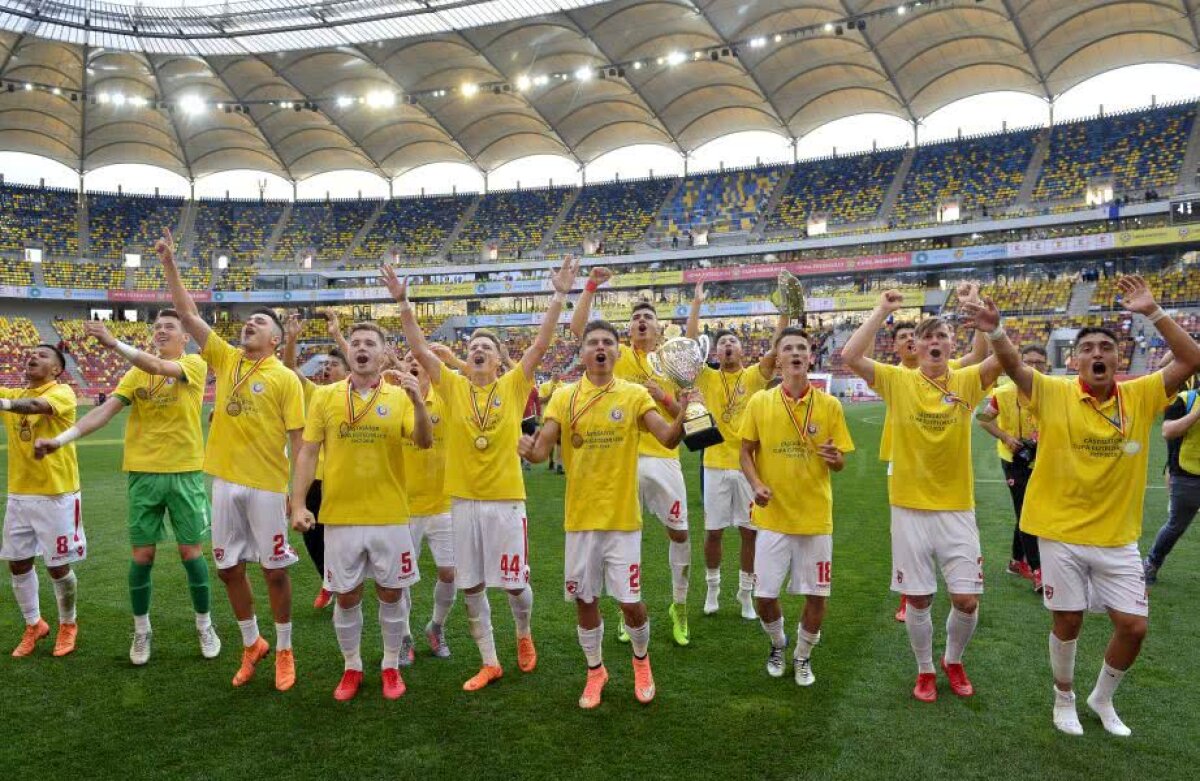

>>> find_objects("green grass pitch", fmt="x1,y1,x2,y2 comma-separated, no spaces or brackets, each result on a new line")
2,402,1198,781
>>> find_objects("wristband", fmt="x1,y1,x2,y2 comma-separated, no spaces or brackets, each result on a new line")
985,323,1005,341
0,398,10,411
53,426,81,447
585,280,598,293
398,301,412,312
1148,307,1167,324
551,291,567,304
114,340,140,361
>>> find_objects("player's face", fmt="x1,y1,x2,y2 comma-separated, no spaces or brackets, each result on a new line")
348,329,386,375
1023,351,1049,374
24,347,60,384
323,356,349,382
153,315,188,355
241,313,281,353
894,327,916,361
777,335,810,378
630,309,658,343
716,334,743,366
916,324,953,370
403,351,427,381
467,336,501,375
1075,334,1120,386
581,330,619,373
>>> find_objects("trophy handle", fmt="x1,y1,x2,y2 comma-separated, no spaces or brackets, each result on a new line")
697,334,711,362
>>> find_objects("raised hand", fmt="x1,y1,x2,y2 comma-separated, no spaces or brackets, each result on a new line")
382,369,406,386
694,280,706,303
83,320,117,348
379,264,408,302
960,297,1001,333
644,379,666,403
321,308,341,337
396,370,422,401
154,227,176,266
430,343,456,364
551,255,579,295
955,281,981,306
588,266,613,287
880,289,905,313
284,312,302,342
1117,274,1158,316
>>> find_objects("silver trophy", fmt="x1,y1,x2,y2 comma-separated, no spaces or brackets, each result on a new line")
648,334,724,451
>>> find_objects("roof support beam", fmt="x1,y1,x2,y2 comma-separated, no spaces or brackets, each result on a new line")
837,0,917,124
1000,0,1053,100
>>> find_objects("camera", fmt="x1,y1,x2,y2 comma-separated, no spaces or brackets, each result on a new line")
1013,438,1038,464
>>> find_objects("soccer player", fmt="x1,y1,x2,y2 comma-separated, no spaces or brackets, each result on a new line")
740,327,854,686
382,257,577,691
397,350,458,659
976,345,1048,591
965,276,1200,735
283,311,350,609
291,323,432,700
158,227,306,691
34,314,220,665
571,266,693,646
1,344,82,658
518,320,690,708
1143,360,1200,584
538,372,567,473
685,282,782,618
842,290,1003,703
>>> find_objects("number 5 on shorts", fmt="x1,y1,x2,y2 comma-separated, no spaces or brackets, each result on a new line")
400,551,414,576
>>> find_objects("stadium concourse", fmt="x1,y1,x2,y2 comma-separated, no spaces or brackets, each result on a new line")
3,0,1200,779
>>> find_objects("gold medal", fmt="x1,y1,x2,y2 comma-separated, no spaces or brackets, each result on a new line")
339,422,351,437
18,425,32,442
135,387,149,400
571,432,584,448
226,352,268,416
721,409,733,423
226,398,243,417
475,435,489,451
567,379,615,454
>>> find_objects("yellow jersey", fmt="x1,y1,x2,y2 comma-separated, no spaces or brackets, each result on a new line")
538,379,562,404
113,353,207,473
544,376,657,532
873,362,988,511
1,382,79,495
986,383,1038,462
740,385,854,535
1021,371,1169,546
615,343,680,460
303,380,416,525
298,374,326,481
403,385,450,517
435,365,532,501
695,363,770,470
879,357,964,462
201,334,305,493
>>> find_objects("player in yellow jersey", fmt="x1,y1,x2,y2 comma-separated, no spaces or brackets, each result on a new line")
740,327,854,686
976,345,1049,592
538,372,568,473
158,228,306,692
383,257,577,692
843,289,1003,703
965,276,1200,736
397,350,458,659
519,320,690,708
686,282,783,618
571,266,693,646
1,344,82,658
35,312,220,666
283,312,350,610
291,322,432,701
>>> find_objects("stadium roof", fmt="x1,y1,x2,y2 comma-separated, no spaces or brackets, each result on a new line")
0,0,1197,181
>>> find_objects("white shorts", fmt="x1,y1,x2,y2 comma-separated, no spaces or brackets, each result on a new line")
754,530,832,598
324,524,420,593
1,493,86,565
1039,540,1148,617
451,498,529,590
638,456,688,531
703,468,754,530
890,506,983,596
410,512,455,569
210,477,298,571
563,530,642,604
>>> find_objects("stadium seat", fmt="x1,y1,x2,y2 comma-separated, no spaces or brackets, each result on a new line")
453,188,572,257
274,200,379,264
768,151,905,232
354,195,473,262
0,183,79,257
659,168,784,237
553,179,675,252
87,192,185,260
191,200,286,266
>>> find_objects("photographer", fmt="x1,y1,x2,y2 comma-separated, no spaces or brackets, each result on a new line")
977,345,1049,592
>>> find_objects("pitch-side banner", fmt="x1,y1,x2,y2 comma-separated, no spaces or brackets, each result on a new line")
681,253,912,283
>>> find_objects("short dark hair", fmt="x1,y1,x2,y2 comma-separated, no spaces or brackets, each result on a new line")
1074,326,1120,347
712,329,738,345
891,321,917,339
582,320,619,341
469,328,502,353
348,321,388,343
774,326,811,349
326,348,348,369
630,301,657,317
1020,345,1048,358
249,307,283,336
155,308,182,322
35,343,66,374
914,317,951,339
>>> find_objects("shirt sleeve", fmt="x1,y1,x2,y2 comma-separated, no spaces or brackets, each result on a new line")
956,364,988,407
181,354,207,387
503,365,534,407
828,398,855,453
44,384,76,421
199,331,233,374
543,386,567,425
301,387,325,444
280,371,306,431
432,363,464,409
745,364,770,394
1027,369,1060,415
633,385,657,432
738,392,763,442
113,367,140,405
870,361,898,399
1134,371,1170,417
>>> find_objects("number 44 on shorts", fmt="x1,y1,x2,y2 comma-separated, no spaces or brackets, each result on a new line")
500,554,523,580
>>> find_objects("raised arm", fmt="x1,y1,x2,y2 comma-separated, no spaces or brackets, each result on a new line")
520,256,578,380
685,281,704,340
1163,400,1200,440
85,321,186,379
33,396,125,459
282,313,301,370
1118,275,1200,395
0,397,54,415
842,291,906,385
960,297,1033,397
757,312,788,380
156,227,211,349
321,309,351,357
569,266,611,338
398,372,432,449
642,389,693,449
380,264,441,384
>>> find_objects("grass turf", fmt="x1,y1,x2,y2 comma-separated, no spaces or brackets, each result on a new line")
2,402,1198,781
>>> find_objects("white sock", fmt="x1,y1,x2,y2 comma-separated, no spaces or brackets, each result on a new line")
905,604,935,674
51,570,77,624
577,621,604,668
508,587,533,638
133,613,151,634
1091,661,1126,703
11,570,41,625
195,612,212,631
275,622,293,651
761,617,786,648
738,570,755,594
705,568,720,587
795,626,821,662
669,540,690,604
943,607,978,664
465,591,499,667
1053,687,1083,735
237,616,260,647
333,603,363,672
378,598,406,669
627,618,650,658
432,579,456,626
1049,633,1077,688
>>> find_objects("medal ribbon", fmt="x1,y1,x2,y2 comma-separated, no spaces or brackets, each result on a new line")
344,381,383,428
469,381,499,434
1083,384,1127,439
919,370,970,410
569,380,615,431
718,369,744,414
779,385,815,443
145,362,176,398
633,348,654,381
229,354,268,399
